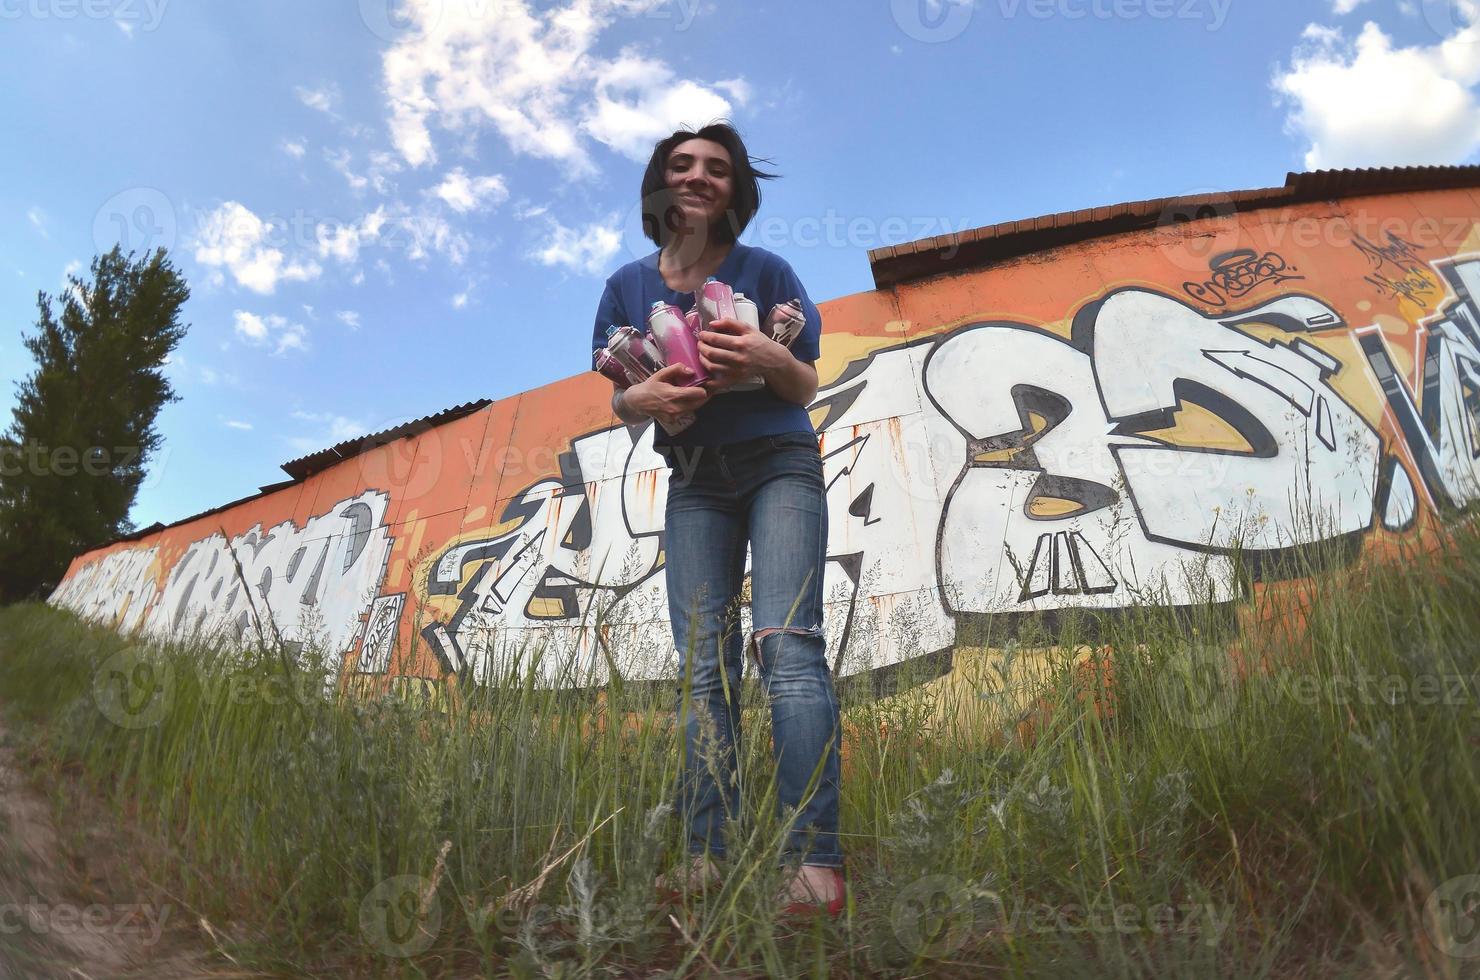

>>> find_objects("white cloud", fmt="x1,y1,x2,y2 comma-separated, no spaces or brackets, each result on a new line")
27,207,48,239
1332,0,1372,13
60,259,86,306
316,207,387,265
317,202,470,268
288,411,368,452
531,217,621,275
324,147,402,195
380,0,745,174
274,323,308,355
194,202,322,294
223,419,253,431
115,18,136,37
515,202,549,220
296,84,339,114
326,148,370,192
233,310,310,355
282,139,307,159
713,78,753,107
432,168,510,213
233,310,272,342
336,310,362,329
452,281,473,308
1274,11,1480,168
400,211,471,264
168,353,232,387
583,48,736,160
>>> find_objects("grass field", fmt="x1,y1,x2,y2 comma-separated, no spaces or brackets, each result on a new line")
3,520,1480,977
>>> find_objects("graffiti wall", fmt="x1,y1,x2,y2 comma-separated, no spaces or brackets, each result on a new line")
49,186,1480,697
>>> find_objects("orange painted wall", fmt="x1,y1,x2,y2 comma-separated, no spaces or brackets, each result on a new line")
50,187,1480,699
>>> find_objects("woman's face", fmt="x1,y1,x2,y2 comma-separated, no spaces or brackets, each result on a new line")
663,137,734,236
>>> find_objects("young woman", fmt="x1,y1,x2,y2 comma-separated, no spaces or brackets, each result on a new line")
589,122,845,915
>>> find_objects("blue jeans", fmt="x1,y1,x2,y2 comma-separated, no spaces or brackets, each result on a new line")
658,431,844,869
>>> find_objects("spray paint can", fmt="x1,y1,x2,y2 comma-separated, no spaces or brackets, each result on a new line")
605,325,664,383
727,292,766,391
594,348,638,388
695,277,738,332
657,412,697,436
763,298,806,347
733,292,760,329
647,301,710,385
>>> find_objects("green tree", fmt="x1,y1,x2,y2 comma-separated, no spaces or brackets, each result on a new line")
0,246,190,602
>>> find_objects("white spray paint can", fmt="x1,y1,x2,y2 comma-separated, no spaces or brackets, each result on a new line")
728,292,766,391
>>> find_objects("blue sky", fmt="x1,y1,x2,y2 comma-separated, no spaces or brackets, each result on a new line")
3,0,1477,529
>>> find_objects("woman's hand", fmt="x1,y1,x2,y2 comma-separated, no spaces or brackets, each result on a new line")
697,317,788,393
626,364,710,431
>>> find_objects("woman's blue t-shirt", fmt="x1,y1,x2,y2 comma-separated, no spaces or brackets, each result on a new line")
590,242,823,448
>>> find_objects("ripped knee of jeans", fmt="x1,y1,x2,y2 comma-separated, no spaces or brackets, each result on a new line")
748,624,824,671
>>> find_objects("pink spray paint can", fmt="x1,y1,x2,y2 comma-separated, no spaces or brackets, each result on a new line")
694,276,738,332
594,348,638,388
763,298,806,347
604,325,696,435
647,301,710,385
606,325,664,383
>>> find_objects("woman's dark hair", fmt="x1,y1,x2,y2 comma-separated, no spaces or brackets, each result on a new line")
640,120,778,248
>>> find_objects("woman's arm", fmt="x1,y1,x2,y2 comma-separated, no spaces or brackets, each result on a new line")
616,365,710,429
612,386,648,425
697,318,817,407
762,356,818,408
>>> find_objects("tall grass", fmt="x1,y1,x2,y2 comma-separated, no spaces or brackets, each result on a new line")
3,517,1480,976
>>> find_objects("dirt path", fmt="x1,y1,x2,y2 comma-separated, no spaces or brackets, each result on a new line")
0,720,224,979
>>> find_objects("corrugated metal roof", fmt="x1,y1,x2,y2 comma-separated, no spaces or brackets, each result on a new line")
279,398,492,480
867,165,1480,288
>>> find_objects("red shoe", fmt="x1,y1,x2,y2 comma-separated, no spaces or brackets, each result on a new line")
654,854,723,905
778,865,846,920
